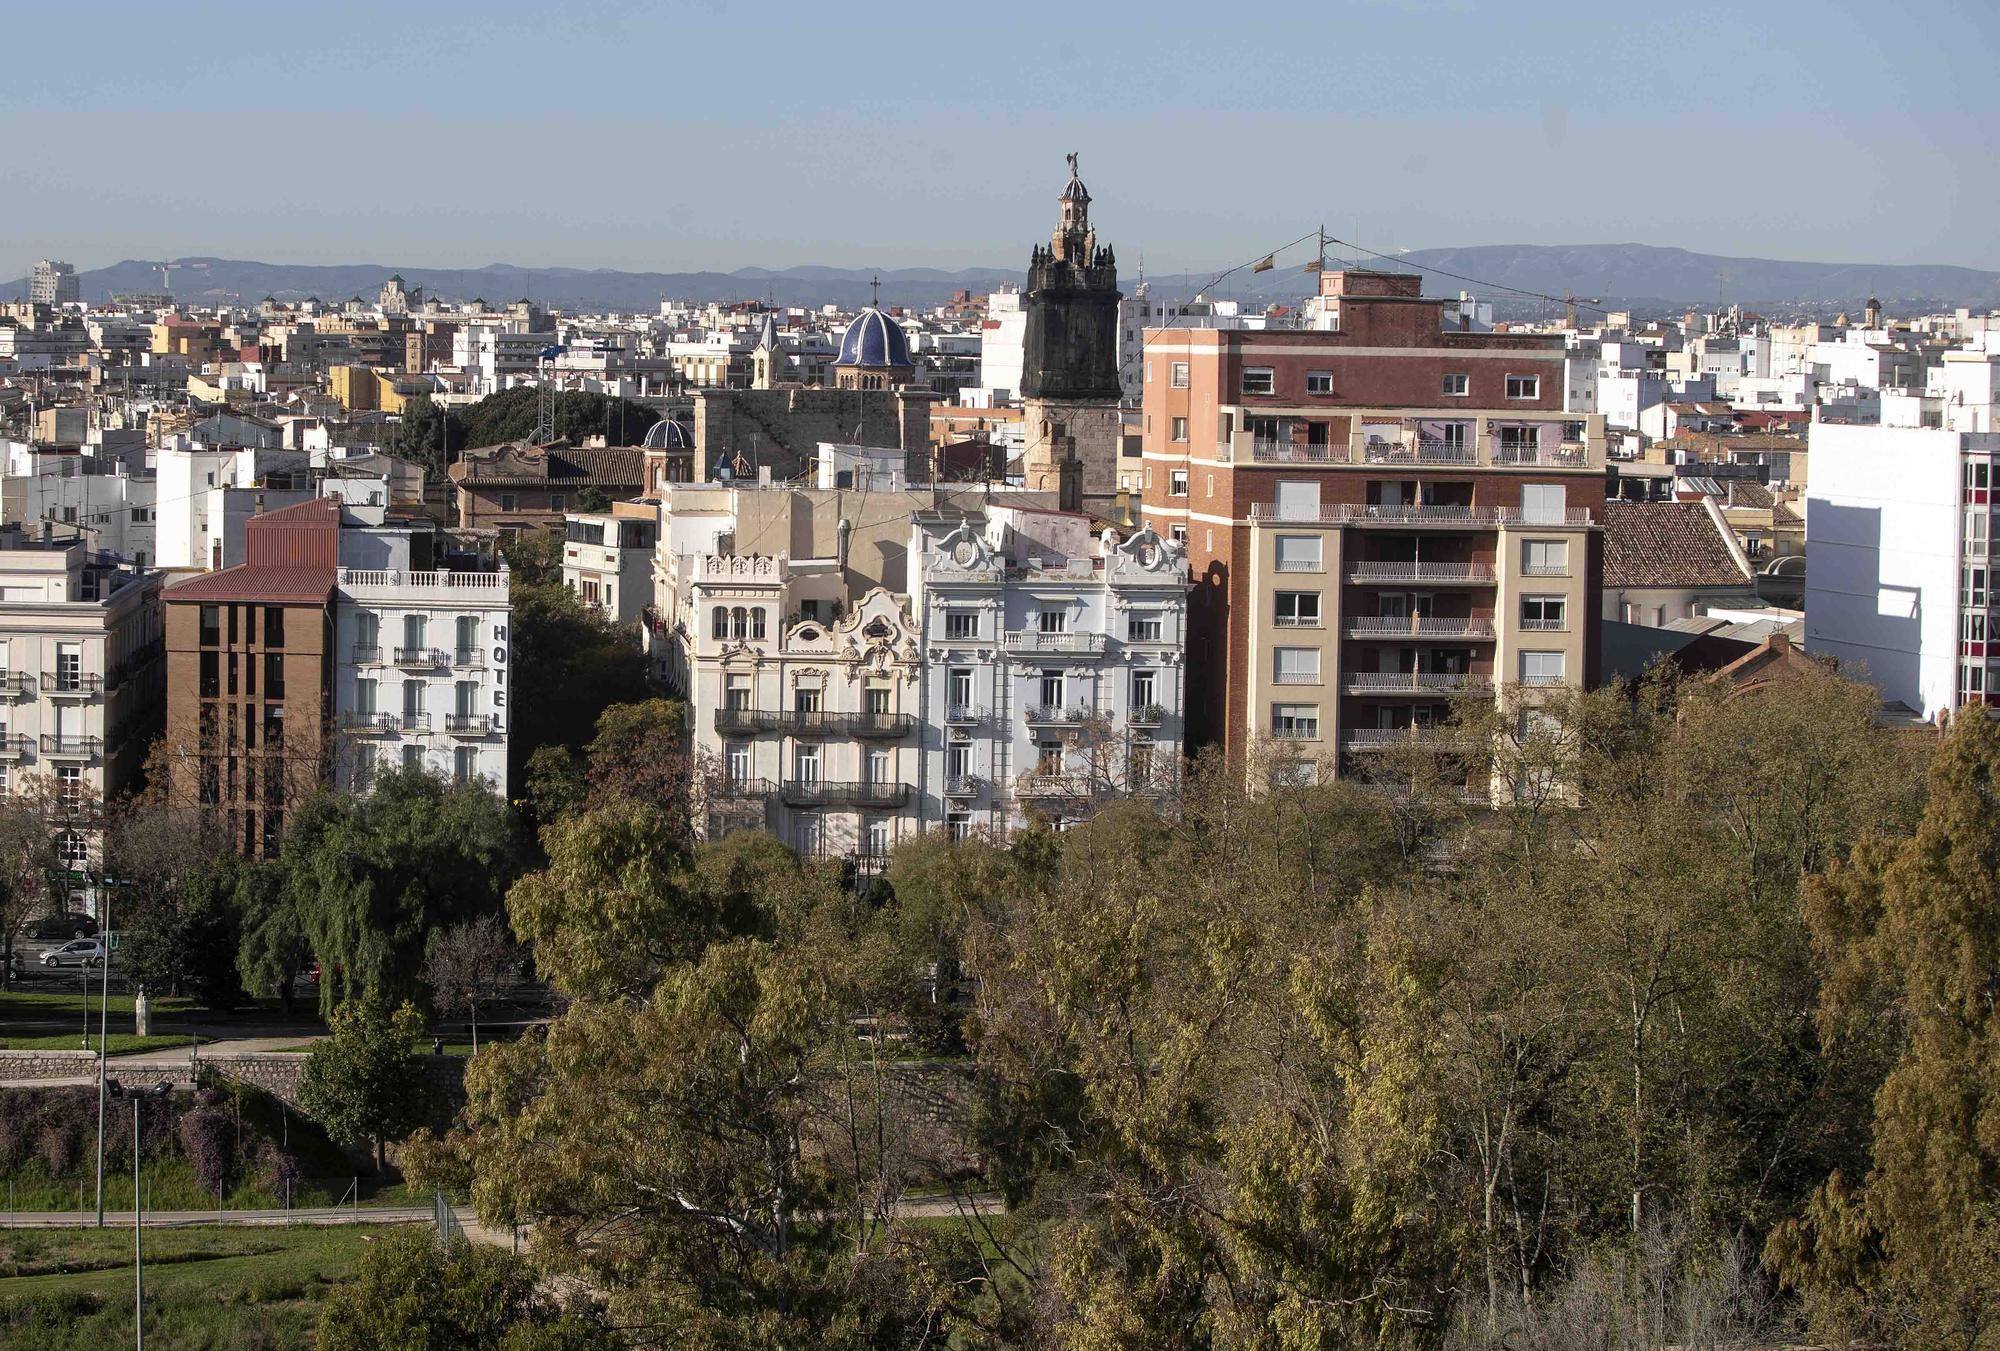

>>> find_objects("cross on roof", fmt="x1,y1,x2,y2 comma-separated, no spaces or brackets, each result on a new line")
870,274,881,307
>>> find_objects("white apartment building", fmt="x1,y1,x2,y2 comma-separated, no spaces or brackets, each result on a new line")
910,510,1189,838
331,558,512,797
561,505,656,625
0,533,164,908
1806,414,2000,719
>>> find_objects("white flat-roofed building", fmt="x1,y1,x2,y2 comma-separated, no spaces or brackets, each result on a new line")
331,564,511,797
561,504,656,626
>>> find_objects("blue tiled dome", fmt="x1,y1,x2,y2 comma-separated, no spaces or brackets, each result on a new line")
642,418,693,450
834,307,912,369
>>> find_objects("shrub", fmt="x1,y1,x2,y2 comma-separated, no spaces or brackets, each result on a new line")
178,1106,236,1193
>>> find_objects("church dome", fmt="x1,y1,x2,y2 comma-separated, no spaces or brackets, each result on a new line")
642,418,693,450
834,307,912,369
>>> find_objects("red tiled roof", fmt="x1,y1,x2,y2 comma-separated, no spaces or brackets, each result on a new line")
164,564,334,604
1602,502,1753,590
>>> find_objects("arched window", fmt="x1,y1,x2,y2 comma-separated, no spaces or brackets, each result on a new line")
711,607,728,640
732,606,748,639
750,608,766,640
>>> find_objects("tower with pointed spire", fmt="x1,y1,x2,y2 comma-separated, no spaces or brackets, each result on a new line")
752,311,782,389
1021,154,1126,514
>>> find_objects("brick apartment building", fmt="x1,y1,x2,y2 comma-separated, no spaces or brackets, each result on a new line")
163,499,338,857
1138,270,1607,781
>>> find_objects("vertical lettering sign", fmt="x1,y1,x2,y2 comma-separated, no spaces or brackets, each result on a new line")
491,624,508,733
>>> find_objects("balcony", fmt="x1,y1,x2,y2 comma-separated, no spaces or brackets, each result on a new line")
351,645,382,664
942,774,983,798
0,674,35,700
1343,673,1494,696
1345,616,1496,640
1343,726,1451,751
1348,562,1496,585
453,648,486,669
1004,630,1107,657
776,711,916,738
714,776,774,799
1490,441,1593,468
393,647,449,669
1361,436,1480,466
1024,704,1096,725
397,712,432,733
1251,504,1595,527
39,734,100,759
1519,618,1568,632
716,706,780,736
944,703,984,726
1015,769,1089,798
340,712,396,736
1251,440,1348,465
1128,703,1166,728
779,779,912,808
43,674,102,699
0,734,31,759
445,713,495,736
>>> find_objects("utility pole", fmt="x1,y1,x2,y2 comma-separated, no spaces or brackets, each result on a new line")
133,1096,144,1350
95,877,111,1227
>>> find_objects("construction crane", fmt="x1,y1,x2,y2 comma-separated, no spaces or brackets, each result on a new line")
1563,292,1600,329
153,259,208,298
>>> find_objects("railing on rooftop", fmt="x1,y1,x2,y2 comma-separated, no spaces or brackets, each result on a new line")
1250,503,1595,527
1004,630,1108,656
336,568,510,591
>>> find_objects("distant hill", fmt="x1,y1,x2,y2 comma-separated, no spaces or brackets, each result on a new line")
9,243,1998,315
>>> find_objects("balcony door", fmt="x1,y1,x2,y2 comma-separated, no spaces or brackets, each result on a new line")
793,742,821,785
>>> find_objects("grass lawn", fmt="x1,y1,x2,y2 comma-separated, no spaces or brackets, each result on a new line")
0,1223,388,1349
0,1033,197,1054
0,989,196,1019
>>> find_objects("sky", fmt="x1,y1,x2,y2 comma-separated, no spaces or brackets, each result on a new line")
3,0,1997,283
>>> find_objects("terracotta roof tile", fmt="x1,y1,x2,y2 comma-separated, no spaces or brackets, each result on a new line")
1601,502,1752,590
165,564,334,604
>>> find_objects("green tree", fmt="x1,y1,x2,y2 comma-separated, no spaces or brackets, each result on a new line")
423,913,519,1053
1773,711,2000,1345
298,998,431,1172
281,768,516,1011
235,858,311,1015
509,579,649,781
122,855,247,1009
317,1227,618,1351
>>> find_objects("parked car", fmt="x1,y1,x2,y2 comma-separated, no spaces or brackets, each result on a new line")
41,939,105,968
24,913,97,941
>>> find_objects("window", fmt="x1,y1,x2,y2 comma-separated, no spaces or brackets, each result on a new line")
1520,650,1567,685
1273,479,1320,520
725,742,750,782
57,831,87,865
1242,367,1275,396
1169,469,1189,496
1521,483,1566,522
1969,566,1991,607
793,683,822,714
1035,739,1064,774
1274,592,1321,627
750,608,766,640
865,817,892,858
264,607,285,646
948,668,974,713
500,493,518,512
199,605,220,646
794,813,822,857
946,811,972,841
724,674,751,710
1274,535,1322,572
1442,373,1469,397
456,616,479,657
1967,510,1991,554
1037,607,1068,634
549,494,565,513
455,680,478,718
944,610,978,640
1271,704,1320,739
946,738,971,780
57,766,83,811
1521,595,1567,629
402,744,423,772
1274,648,1320,684
865,749,890,785
54,643,80,692
1039,669,1064,710
1301,370,1334,395
355,676,378,715
1170,416,1188,443
1170,361,1189,389
865,683,891,715
264,652,284,699
454,747,478,784
1168,524,1188,545
793,742,821,783
1127,612,1164,643
1522,540,1569,575
1131,669,1156,708
1506,374,1541,400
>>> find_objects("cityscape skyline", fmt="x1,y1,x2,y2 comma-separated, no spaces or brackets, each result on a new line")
2,1,1996,284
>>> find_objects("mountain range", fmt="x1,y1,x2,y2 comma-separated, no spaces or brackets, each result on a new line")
9,244,1999,315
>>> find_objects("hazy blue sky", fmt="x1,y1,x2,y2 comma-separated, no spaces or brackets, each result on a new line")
3,0,1996,281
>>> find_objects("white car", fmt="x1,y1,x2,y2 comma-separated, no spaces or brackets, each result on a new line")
42,939,105,968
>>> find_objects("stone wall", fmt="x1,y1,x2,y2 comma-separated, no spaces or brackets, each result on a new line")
694,387,937,480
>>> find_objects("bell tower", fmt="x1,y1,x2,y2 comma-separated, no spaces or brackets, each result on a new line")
1021,154,1125,513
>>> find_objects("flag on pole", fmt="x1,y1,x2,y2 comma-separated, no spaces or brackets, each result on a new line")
1250,255,1276,274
